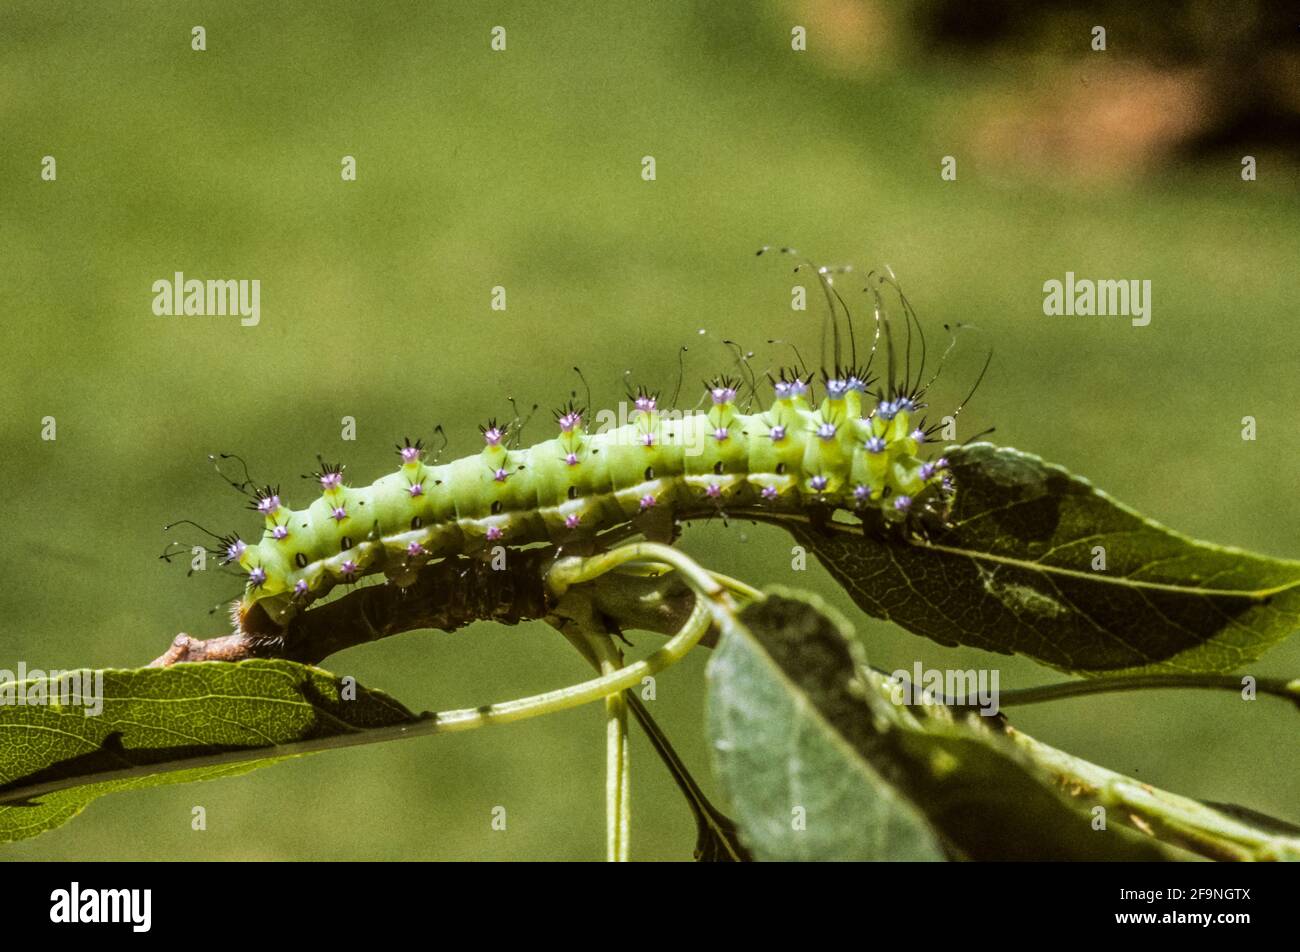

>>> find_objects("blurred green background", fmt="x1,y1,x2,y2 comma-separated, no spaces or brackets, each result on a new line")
2,1,1296,860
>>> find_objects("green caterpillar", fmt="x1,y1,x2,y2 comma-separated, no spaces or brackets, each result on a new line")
223,378,951,634
185,251,980,636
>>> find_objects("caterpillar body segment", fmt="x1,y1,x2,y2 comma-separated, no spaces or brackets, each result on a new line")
232,385,951,632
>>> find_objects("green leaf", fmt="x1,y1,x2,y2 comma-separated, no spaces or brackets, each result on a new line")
705,588,1178,860
705,593,946,861
782,443,1300,675
0,660,423,843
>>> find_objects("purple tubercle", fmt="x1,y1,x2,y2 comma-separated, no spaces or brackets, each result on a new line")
935,456,950,470
248,566,267,587
293,579,309,597
640,432,656,447
256,495,280,516
320,471,343,491
483,427,504,447
816,421,837,441
400,445,423,464
558,410,582,433
710,386,737,405
774,379,809,400
918,462,936,481
564,513,582,529
639,494,657,511
486,525,503,541
825,379,849,399
565,452,580,466
853,484,872,502
911,428,926,444
810,474,828,492
340,560,359,579
866,436,887,454
409,482,424,497
634,395,657,413
769,424,787,442
761,485,779,500
331,506,347,522
875,400,898,421
225,539,247,563
706,482,722,498
493,467,509,483
712,427,729,442
406,542,425,557
894,495,913,512
272,525,289,541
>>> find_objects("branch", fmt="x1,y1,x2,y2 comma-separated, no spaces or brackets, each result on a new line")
150,549,555,667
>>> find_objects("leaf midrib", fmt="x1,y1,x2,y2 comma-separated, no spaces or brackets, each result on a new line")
749,511,1300,601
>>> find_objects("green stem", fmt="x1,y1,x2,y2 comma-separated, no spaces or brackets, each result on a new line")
546,544,753,861
547,542,736,628
997,673,1300,710
1006,728,1300,861
708,570,763,604
554,594,750,862
588,633,631,862
421,600,712,732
